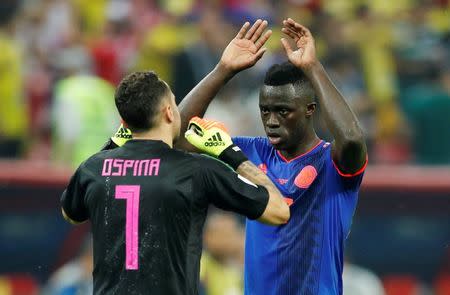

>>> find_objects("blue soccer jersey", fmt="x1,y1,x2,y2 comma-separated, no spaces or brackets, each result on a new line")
233,136,367,295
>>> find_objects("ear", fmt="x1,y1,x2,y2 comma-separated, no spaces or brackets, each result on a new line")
306,102,316,117
120,118,129,128
165,103,174,123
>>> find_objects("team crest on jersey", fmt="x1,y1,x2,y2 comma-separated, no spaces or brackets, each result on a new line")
294,165,317,188
277,178,289,185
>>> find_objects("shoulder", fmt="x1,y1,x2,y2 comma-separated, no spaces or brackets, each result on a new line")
189,153,232,171
233,136,269,152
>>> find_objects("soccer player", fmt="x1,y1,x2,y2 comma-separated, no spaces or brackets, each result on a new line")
60,71,290,294
178,18,368,295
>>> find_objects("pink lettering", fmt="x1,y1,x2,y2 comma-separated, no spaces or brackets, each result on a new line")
123,160,135,176
102,158,161,177
112,159,124,176
137,160,149,176
148,159,160,176
115,185,140,270
102,159,113,176
133,160,139,176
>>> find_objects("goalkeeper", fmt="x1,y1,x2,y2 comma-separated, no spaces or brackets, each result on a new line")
60,69,289,294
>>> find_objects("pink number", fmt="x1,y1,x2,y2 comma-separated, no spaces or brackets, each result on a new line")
115,185,140,270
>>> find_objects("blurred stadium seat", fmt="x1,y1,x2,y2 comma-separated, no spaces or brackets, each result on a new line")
383,275,420,295
0,274,39,295
434,274,450,295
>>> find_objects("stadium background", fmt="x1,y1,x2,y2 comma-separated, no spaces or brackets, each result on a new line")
0,0,449,294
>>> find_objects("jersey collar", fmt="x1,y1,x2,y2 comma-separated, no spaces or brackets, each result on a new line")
276,140,323,163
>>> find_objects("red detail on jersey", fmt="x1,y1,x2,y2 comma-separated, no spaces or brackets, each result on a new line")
332,155,368,178
277,178,289,185
283,197,293,206
258,163,267,174
294,165,318,188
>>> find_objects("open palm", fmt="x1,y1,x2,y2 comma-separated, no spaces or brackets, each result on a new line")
220,20,272,72
281,18,317,71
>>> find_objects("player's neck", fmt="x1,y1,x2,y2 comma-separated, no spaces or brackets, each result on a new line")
132,126,173,148
279,132,320,160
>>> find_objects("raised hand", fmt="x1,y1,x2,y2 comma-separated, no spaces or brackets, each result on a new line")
281,18,318,71
220,19,272,73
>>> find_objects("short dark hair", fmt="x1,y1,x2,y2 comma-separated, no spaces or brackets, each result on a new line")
115,71,169,132
264,61,315,100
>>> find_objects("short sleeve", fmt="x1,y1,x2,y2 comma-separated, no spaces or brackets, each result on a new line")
195,156,269,220
60,166,89,222
332,156,368,192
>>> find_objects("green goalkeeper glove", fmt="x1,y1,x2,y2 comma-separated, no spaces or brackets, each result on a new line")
111,124,132,147
185,117,247,170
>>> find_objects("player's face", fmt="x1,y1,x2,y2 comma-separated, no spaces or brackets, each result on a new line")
259,84,312,151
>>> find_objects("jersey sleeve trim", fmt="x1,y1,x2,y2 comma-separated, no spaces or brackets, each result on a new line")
332,155,368,178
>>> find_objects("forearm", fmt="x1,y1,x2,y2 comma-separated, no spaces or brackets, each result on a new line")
236,161,283,199
176,63,236,150
236,161,289,224
306,62,364,143
305,62,366,171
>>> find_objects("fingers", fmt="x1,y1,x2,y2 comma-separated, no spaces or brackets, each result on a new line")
280,38,294,56
244,19,263,40
251,20,268,42
281,27,299,41
236,22,250,39
283,18,312,37
255,29,272,50
188,117,229,133
253,47,267,62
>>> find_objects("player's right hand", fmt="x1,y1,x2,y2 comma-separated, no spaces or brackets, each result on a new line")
219,19,272,73
111,124,132,147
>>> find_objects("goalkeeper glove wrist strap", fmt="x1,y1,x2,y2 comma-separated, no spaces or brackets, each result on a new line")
218,145,248,170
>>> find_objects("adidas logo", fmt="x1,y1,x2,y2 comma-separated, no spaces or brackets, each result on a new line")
205,133,225,147
116,127,132,139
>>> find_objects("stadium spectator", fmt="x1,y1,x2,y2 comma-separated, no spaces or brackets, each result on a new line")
42,236,93,295
343,259,386,295
200,212,245,295
0,0,28,158
51,75,118,168
402,67,450,164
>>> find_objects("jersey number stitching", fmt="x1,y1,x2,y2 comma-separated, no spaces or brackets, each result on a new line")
115,185,140,270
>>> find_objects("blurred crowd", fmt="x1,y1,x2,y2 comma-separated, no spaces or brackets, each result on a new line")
0,0,449,167
0,2,449,295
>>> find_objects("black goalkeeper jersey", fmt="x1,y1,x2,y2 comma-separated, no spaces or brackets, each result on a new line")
61,139,269,295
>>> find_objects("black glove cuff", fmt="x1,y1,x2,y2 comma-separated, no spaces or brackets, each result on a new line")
218,145,248,170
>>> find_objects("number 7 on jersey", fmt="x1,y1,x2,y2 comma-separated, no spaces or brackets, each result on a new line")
115,185,141,270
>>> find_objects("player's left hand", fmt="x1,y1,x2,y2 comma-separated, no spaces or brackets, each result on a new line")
185,117,232,157
185,117,248,170
281,18,318,71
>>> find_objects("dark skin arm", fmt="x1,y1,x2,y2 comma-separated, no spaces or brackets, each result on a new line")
176,19,272,151
281,18,367,174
